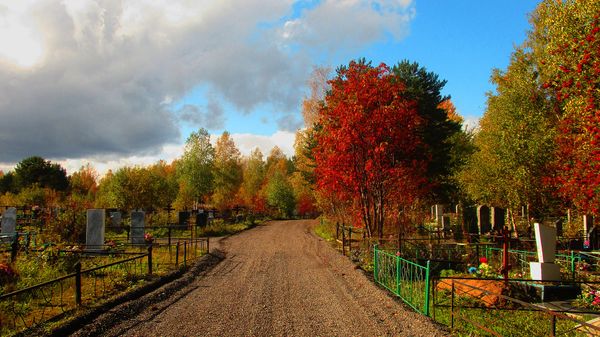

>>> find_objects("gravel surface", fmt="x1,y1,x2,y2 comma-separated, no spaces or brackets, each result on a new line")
72,220,448,337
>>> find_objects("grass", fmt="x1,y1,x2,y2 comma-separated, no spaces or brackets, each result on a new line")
314,218,336,242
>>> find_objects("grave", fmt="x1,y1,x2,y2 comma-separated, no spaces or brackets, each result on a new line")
130,211,145,244
491,207,506,232
530,223,561,281
463,205,478,235
110,211,123,233
0,207,17,242
434,204,444,226
583,215,594,242
477,205,491,235
196,210,208,227
179,211,190,228
86,209,105,250
1,207,16,234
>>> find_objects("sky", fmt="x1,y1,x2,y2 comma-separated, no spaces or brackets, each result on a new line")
0,0,540,176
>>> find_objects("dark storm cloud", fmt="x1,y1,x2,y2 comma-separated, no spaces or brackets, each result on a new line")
0,0,415,164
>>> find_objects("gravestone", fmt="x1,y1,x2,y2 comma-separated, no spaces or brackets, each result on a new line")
584,215,594,241
434,204,444,226
196,210,208,227
530,223,561,281
110,211,123,233
86,209,105,249
179,211,190,228
441,215,451,231
463,205,478,234
554,218,563,237
129,211,146,245
491,207,506,231
477,205,491,235
1,207,16,234
130,211,145,244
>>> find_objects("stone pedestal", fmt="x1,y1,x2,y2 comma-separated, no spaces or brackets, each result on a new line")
530,222,560,281
530,262,561,281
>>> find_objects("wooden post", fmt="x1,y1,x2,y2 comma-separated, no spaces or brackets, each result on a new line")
148,244,153,275
75,262,82,306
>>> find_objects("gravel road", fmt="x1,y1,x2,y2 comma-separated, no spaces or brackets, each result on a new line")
75,220,447,337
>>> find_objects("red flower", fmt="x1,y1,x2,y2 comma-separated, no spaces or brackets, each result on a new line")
479,257,488,264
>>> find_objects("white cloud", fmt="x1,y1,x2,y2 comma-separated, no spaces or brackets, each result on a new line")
230,131,296,158
0,0,415,169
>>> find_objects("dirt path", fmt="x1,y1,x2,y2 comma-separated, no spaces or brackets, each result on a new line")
76,220,447,337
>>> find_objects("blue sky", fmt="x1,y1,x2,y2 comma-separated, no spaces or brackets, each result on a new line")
177,1,540,137
0,0,541,174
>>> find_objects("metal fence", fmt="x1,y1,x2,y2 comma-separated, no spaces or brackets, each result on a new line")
373,245,431,315
0,252,148,336
432,277,600,336
0,237,210,336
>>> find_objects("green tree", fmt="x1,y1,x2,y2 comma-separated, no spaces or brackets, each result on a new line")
212,131,243,211
240,148,266,212
266,171,296,218
392,61,464,203
14,156,69,191
0,171,17,194
69,164,98,199
459,49,557,221
177,128,215,208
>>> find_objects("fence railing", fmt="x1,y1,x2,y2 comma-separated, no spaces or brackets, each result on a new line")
432,277,600,336
483,247,579,280
373,245,431,315
0,237,210,336
0,252,149,336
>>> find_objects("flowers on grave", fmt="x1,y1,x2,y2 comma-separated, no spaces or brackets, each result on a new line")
396,251,401,257
0,262,18,284
475,257,499,278
579,288,600,308
144,233,154,244
468,266,478,274
576,260,592,271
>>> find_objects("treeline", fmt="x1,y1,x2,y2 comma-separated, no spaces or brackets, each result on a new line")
0,130,315,219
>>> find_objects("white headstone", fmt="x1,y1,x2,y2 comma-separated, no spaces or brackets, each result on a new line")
434,204,444,225
130,211,145,244
584,215,594,239
530,222,561,281
86,209,105,249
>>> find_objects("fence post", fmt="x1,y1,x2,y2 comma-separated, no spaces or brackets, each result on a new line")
184,241,187,267
207,237,210,254
451,280,455,330
10,232,19,263
176,242,180,267
148,244,153,275
396,252,401,296
570,250,576,281
75,261,82,306
551,315,556,336
374,244,378,283
348,227,352,255
424,260,431,316
342,226,346,256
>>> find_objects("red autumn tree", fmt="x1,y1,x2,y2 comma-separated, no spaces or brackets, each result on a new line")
313,60,429,239
532,3,600,214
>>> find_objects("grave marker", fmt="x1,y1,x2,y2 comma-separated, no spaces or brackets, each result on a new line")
130,211,145,244
477,205,491,234
86,209,105,249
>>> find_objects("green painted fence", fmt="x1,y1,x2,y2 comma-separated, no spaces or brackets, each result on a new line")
373,245,431,315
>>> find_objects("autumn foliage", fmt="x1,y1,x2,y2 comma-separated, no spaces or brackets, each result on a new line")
313,61,429,239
